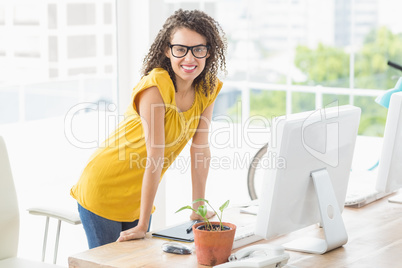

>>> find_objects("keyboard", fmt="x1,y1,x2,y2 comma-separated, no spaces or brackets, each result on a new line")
239,205,259,215
345,189,389,207
345,169,392,207
232,223,263,249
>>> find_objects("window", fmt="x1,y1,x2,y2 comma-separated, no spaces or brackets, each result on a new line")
149,0,402,226
0,1,117,124
0,1,117,264
210,0,402,137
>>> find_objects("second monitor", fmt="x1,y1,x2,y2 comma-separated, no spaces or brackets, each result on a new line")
254,105,361,254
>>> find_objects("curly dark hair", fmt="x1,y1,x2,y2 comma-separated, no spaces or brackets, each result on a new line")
141,9,227,96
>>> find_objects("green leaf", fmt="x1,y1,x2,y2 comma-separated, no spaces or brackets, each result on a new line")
197,205,207,218
176,198,231,231
175,205,193,213
192,198,209,204
219,200,230,212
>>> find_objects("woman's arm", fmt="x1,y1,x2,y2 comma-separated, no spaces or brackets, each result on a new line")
118,86,165,241
190,101,216,220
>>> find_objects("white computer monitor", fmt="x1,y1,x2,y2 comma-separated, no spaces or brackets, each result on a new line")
376,92,402,199
254,105,361,254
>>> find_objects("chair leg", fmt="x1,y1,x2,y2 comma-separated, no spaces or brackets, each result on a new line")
42,216,49,262
53,219,62,264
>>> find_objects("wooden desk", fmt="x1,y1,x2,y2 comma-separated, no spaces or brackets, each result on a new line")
69,196,402,268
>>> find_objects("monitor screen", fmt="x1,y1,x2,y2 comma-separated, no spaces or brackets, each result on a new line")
376,92,402,194
254,105,361,254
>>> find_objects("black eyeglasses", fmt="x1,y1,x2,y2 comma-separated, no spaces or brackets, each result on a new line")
169,44,209,59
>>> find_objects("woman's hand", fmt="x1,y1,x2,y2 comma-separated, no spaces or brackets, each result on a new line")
117,225,147,242
190,210,215,221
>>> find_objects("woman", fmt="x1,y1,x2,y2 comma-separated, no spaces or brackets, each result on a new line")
70,9,227,248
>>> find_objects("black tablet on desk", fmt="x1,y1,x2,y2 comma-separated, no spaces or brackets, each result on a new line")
152,220,202,242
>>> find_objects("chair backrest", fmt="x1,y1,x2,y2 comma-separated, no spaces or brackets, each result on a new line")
0,136,19,260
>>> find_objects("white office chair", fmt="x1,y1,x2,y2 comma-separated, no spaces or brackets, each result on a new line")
27,206,81,264
0,136,66,268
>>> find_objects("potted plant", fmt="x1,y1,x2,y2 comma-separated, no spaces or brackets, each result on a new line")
176,198,236,266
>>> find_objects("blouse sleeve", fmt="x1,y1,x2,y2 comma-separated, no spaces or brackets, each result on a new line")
128,68,175,115
206,79,223,107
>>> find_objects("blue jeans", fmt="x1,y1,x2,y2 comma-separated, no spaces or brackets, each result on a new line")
78,203,152,249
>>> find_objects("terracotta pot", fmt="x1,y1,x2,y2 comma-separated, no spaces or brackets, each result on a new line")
192,221,236,266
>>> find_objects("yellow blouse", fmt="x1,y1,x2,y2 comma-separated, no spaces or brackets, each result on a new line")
70,68,222,222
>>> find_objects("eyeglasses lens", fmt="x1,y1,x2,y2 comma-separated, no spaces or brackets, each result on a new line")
171,45,208,58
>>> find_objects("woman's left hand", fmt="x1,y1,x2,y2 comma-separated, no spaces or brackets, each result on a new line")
116,225,147,242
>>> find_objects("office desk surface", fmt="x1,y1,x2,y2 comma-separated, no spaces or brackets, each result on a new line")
68,196,402,268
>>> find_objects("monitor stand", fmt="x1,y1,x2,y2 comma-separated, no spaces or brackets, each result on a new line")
283,168,348,254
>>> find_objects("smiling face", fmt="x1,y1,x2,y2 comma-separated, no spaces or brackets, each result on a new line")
165,27,209,89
